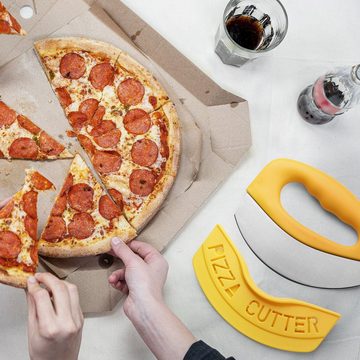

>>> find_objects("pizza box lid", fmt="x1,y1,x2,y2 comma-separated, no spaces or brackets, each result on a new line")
0,1,251,313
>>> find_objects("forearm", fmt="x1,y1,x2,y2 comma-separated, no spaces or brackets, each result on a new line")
128,300,196,360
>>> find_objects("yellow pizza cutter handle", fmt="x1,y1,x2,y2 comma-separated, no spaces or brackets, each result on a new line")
247,158,360,260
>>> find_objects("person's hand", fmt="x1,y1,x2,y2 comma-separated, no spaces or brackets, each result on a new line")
108,239,168,320
26,273,84,360
109,239,197,360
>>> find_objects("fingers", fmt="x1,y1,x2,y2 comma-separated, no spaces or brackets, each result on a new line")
113,281,129,293
26,289,37,324
108,268,125,284
108,268,128,293
35,273,72,319
128,240,162,263
111,238,140,266
0,196,12,209
27,276,55,326
63,282,83,329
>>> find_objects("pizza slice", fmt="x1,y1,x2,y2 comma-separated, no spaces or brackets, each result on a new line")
39,154,136,257
34,37,170,117
0,170,54,288
0,101,73,160
77,102,180,230
0,2,26,35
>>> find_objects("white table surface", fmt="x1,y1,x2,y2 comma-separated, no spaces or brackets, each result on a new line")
2,0,360,359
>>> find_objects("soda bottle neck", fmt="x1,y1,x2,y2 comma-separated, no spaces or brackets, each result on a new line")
351,65,360,85
312,65,360,115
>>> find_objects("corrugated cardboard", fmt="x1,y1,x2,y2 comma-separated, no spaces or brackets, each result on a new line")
0,1,251,313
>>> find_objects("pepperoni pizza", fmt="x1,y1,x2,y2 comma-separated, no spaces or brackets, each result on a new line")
0,170,54,288
0,101,73,160
35,37,180,232
39,154,136,257
0,1,26,35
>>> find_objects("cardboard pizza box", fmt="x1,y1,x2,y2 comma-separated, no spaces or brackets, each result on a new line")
0,0,251,313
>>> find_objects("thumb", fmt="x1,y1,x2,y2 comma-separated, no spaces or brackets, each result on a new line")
111,238,138,266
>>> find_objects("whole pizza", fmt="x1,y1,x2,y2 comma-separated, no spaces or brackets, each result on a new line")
32,37,181,258
0,36,180,285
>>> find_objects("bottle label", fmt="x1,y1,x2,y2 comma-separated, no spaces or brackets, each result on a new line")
313,77,342,115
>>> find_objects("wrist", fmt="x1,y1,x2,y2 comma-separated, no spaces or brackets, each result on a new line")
126,296,166,325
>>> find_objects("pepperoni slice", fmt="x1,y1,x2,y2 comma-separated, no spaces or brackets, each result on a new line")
108,189,124,211
129,169,156,196
66,130,77,138
123,109,151,135
89,63,115,90
77,134,96,156
55,87,73,108
9,14,21,33
68,183,94,212
0,200,14,218
0,231,21,259
9,138,39,159
0,20,11,34
0,101,16,127
131,139,159,166
51,195,67,216
99,195,122,220
94,129,121,148
17,115,41,135
68,213,95,239
31,171,53,190
68,111,88,132
29,245,38,265
89,106,105,127
39,132,65,156
42,216,66,242
117,78,145,106
90,120,116,137
25,215,37,241
60,53,86,79
149,96,157,108
22,191,37,218
92,151,122,174
79,99,99,120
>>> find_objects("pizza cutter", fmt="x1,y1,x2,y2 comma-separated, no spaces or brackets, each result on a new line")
235,158,360,289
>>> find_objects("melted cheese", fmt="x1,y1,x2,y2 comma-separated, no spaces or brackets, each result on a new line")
0,121,37,158
0,173,37,269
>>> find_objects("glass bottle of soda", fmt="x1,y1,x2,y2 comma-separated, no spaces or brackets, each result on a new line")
297,65,360,125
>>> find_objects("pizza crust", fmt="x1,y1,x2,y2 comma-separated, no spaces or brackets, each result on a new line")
39,217,136,257
162,101,181,177
0,267,29,288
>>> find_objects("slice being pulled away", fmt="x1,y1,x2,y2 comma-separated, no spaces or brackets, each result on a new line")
0,101,73,160
0,1,26,35
0,170,54,288
35,37,181,231
39,154,136,257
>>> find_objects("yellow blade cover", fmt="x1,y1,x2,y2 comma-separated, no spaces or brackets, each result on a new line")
193,225,341,352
